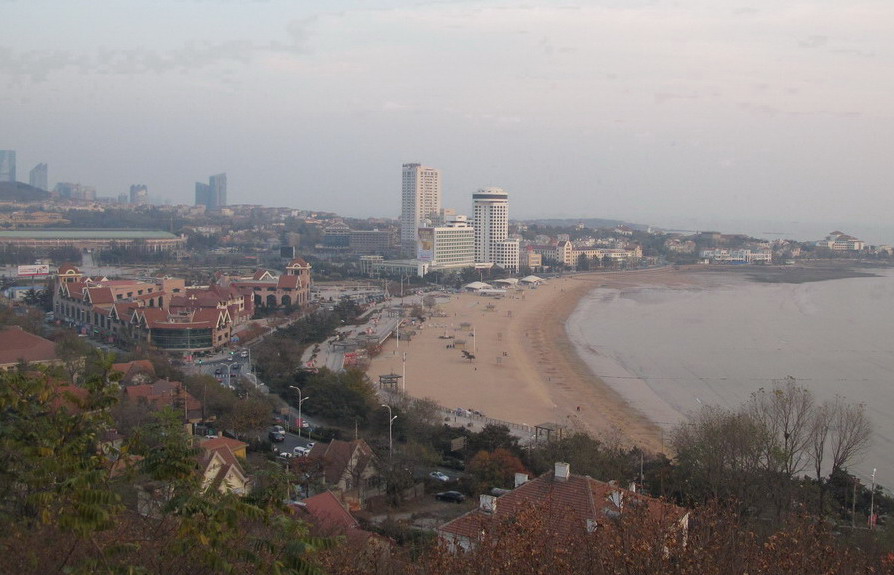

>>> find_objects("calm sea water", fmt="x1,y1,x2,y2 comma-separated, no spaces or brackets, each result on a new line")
567,268,894,488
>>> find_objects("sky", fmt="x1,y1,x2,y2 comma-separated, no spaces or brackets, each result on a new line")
3,1,893,241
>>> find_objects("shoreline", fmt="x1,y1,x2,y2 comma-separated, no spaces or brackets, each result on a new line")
367,268,700,453
366,263,884,454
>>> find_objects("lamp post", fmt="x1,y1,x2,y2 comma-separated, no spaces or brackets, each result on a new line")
289,386,309,439
381,404,397,459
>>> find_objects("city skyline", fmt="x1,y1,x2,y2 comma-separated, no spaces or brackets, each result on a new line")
2,1,894,242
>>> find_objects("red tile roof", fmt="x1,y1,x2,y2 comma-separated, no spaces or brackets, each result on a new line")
0,326,58,366
292,491,360,533
439,465,687,542
277,275,301,289
308,439,375,485
200,436,248,454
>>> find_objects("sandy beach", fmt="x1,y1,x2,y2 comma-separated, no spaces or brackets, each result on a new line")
367,268,697,452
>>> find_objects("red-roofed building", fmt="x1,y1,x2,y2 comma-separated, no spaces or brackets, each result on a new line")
123,379,203,422
306,439,382,510
221,258,311,309
438,462,688,553
53,260,309,354
0,326,61,371
200,436,248,459
110,360,156,384
198,441,250,495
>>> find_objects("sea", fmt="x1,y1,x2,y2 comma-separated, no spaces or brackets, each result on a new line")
567,267,894,489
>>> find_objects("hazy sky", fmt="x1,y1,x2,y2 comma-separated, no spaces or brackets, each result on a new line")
3,1,893,238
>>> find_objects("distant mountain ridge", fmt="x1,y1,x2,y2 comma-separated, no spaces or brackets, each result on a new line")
0,181,51,202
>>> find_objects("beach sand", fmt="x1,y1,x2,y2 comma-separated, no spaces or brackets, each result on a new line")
367,268,697,453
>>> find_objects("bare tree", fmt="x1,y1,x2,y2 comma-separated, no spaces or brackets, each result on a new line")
747,376,815,479
810,397,872,515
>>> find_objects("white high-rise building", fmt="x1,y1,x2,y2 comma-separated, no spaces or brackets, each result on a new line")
473,187,518,271
417,216,476,270
401,163,441,256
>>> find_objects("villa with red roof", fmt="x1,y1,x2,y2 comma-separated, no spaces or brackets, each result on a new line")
438,462,688,553
0,326,61,371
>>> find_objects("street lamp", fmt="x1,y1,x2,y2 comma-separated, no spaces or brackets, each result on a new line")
289,386,309,439
381,404,397,459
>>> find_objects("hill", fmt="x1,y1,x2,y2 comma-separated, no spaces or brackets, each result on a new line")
0,181,51,203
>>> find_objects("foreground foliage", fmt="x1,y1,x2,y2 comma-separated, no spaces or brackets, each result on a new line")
0,370,331,575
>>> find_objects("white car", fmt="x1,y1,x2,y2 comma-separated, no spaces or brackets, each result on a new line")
429,471,450,482
277,452,293,460
293,446,311,456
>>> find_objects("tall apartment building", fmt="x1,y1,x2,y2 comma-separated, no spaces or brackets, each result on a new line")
473,187,518,271
400,163,441,256
195,173,227,210
130,184,149,205
29,163,48,190
210,173,227,207
0,150,15,183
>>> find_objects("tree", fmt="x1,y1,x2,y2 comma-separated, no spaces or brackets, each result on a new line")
748,377,815,479
670,406,769,512
467,448,529,493
54,331,92,383
811,397,873,515
577,253,590,271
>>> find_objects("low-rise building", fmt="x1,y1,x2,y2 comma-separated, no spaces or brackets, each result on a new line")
0,326,60,371
438,462,688,553
700,248,772,264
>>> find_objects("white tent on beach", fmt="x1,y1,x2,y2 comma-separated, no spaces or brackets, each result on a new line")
463,281,493,292
492,278,519,287
519,275,544,285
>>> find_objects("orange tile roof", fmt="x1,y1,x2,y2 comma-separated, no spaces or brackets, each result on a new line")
439,466,686,541
0,326,58,366
291,491,359,533
200,436,249,453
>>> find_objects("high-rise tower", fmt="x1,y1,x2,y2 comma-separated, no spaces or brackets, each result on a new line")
473,187,519,271
29,163,48,190
195,173,227,209
401,163,441,256
0,151,16,183
210,173,227,208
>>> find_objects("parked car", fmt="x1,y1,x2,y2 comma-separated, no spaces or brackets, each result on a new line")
240,349,249,358
277,452,293,460
429,471,450,482
435,491,466,503
293,446,310,456
268,425,286,442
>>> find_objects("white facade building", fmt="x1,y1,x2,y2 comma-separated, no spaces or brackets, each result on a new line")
418,218,476,270
401,163,441,256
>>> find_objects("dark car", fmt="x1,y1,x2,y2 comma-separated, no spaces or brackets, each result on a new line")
268,425,286,442
435,491,465,503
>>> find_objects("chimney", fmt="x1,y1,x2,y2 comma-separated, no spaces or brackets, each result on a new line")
479,494,497,514
514,473,529,488
555,462,570,482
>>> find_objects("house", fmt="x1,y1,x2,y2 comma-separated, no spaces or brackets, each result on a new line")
438,462,688,553
110,359,156,384
290,491,361,535
0,326,61,371
123,379,203,423
289,491,392,567
200,436,248,460
198,441,249,495
306,439,382,509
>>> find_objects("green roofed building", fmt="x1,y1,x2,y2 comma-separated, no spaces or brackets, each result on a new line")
0,229,186,253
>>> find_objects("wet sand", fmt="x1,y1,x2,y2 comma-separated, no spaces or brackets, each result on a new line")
367,268,697,452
